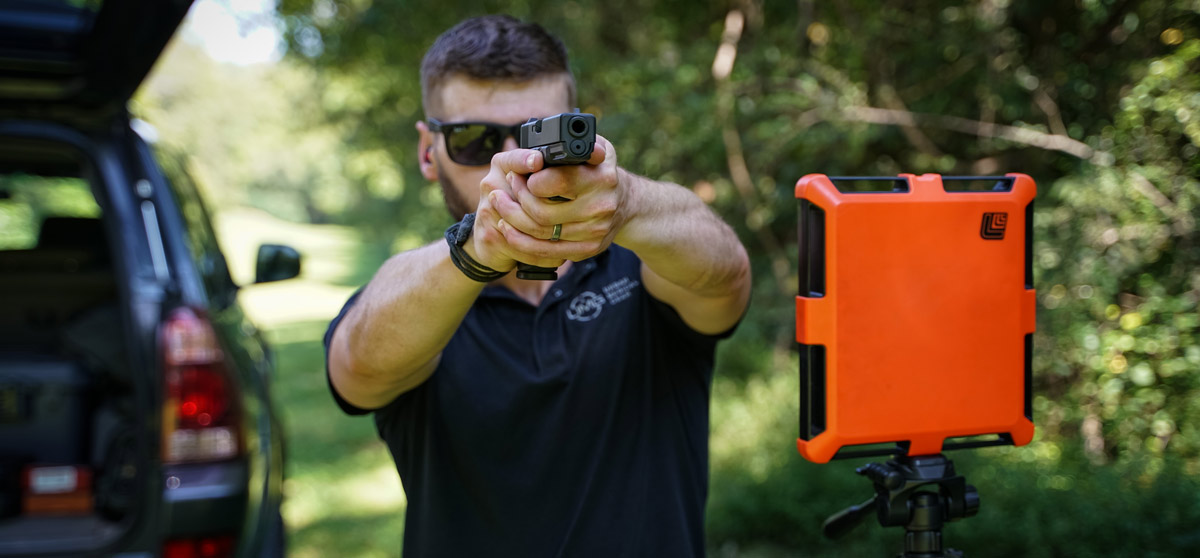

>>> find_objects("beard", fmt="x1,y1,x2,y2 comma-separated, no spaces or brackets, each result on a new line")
439,175,474,222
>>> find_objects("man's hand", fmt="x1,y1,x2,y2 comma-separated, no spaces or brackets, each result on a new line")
487,134,629,263
468,147,571,272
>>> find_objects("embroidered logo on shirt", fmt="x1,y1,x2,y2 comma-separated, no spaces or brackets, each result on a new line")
566,277,641,322
567,291,606,321
602,277,638,304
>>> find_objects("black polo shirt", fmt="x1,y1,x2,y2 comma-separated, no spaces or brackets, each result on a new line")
325,246,731,557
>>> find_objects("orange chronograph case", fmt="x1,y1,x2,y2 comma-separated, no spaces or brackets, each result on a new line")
794,174,1037,463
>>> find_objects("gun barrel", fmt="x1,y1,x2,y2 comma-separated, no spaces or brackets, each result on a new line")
519,111,596,166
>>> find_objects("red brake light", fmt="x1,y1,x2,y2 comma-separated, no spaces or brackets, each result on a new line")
164,535,235,558
174,365,229,428
161,307,240,463
163,540,195,558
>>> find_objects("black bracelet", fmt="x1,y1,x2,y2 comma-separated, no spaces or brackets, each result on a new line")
445,213,508,282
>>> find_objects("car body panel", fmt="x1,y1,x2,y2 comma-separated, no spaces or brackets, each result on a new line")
0,0,194,120
142,136,286,554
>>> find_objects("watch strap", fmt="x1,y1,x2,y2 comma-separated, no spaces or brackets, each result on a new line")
445,213,507,282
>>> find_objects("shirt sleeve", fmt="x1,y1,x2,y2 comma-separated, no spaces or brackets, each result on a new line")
645,293,743,342
324,288,373,416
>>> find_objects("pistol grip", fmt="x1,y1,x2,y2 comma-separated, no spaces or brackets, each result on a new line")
516,263,558,281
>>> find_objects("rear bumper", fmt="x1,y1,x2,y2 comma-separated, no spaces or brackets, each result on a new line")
162,461,248,535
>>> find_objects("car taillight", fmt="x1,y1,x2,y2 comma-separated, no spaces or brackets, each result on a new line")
160,307,241,463
163,535,236,558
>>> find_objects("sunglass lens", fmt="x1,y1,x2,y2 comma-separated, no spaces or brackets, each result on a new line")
447,124,503,165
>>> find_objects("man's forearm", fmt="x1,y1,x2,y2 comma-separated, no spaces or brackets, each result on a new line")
329,241,485,409
614,169,750,298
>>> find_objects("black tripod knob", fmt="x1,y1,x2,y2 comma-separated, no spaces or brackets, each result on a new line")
822,496,877,539
857,462,904,489
963,485,980,518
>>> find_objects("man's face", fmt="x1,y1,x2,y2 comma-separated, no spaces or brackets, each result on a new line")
419,74,573,220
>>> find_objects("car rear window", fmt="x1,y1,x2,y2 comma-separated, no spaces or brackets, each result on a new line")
0,152,114,353
0,173,100,251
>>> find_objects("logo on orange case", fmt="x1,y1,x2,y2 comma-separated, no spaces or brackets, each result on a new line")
980,212,1007,240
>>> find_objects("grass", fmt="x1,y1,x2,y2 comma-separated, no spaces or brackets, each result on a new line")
269,320,406,558
215,208,406,557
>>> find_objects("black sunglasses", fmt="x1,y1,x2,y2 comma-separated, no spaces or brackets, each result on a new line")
427,117,524,166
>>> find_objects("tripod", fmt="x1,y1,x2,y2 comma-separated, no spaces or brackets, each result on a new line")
822,454,979,557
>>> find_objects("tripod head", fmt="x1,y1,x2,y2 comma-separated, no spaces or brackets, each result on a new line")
823,454,979,558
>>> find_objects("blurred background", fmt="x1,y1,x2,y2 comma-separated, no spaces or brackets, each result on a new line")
134,0,1200,556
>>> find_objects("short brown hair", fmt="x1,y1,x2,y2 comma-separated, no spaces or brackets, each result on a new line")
420,15,576,116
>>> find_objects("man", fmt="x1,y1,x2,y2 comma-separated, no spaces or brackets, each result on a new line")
324,14,751,557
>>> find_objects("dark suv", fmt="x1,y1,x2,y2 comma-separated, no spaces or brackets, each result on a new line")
0,0,293,556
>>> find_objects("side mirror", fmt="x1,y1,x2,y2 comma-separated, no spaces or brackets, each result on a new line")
255,244,301,284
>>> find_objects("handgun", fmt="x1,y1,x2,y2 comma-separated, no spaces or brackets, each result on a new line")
515,110,597,280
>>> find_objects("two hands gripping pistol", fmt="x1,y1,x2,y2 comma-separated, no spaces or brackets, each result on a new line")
515,110,597,280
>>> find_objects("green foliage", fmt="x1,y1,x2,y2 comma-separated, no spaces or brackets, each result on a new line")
707,364,1200,556
1033,36,1200,470
136,41,359,225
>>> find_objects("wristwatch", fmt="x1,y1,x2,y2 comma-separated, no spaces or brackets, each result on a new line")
444,213,507,282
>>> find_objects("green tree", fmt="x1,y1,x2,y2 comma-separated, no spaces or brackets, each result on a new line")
137,39,357,225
